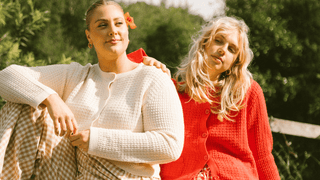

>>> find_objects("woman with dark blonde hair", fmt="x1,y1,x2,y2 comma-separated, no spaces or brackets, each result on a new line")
0,0,183,179
144,16,280,180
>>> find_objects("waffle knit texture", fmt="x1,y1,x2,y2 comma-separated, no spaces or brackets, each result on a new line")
0,53,184,178
159,80,280,180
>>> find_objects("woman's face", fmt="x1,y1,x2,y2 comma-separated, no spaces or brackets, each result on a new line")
205,31,240,81
85,4,128,58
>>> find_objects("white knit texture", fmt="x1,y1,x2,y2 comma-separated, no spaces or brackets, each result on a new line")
0,62,184,177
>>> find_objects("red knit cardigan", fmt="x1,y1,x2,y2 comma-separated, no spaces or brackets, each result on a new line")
160,81,280,180
127,49,280,180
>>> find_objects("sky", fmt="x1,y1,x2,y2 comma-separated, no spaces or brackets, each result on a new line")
119,0,226,20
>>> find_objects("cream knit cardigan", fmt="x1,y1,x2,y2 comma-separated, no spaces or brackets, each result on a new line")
0,62,184,178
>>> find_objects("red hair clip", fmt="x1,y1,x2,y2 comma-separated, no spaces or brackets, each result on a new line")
124,12,137,29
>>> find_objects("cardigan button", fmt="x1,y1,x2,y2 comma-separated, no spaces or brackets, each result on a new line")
205,109,210,114
202,133,207,138
204,155,209,160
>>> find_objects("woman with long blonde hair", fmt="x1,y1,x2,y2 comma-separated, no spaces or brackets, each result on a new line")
144,16,280,180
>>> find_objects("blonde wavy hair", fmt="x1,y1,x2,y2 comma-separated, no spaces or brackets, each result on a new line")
174,16,253,121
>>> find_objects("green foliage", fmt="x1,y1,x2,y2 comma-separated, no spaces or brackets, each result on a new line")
273,135,309,179
226,0,320,125
28,0,96,65
226,0,320,178
123,2,205,73
272,133,320,180
0,0,50,69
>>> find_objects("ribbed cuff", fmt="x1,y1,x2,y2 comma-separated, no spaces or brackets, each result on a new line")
33,90,56,109
88,126,100,155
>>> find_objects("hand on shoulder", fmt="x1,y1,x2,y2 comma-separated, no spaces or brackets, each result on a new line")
143,56,171,77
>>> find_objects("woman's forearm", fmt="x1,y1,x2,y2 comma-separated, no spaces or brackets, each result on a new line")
0,62,87,108
0,64,56,107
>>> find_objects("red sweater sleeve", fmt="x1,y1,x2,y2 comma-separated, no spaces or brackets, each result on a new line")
127,48,147,63
247,81,280,180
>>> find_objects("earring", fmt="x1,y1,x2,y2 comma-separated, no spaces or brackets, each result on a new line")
88,43,93,49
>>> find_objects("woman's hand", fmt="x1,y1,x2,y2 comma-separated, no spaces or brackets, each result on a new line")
41,93,78,136
143,56,171,77
69,130,90,152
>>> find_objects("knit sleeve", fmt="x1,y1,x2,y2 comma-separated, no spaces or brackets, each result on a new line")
0,62,89,108
89,69,184,164
247,81,281,180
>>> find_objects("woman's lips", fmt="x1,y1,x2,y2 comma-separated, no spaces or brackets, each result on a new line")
107,39,121,44
211,55,223,63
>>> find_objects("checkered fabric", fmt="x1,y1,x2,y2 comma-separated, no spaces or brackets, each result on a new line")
193,164,213,180
76,144,161,180
0,102,77,180
0,102,160,180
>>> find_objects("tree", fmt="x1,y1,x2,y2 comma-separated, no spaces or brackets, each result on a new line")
122,2,205,73
27,0,97,65
225,0,320,179
0,0,50,69
226,0,320,125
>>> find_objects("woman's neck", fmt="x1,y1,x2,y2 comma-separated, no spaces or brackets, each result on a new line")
98,52,138,74
209,73,220,84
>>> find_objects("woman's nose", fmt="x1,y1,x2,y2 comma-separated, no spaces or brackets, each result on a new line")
218,48,225,55
108,25,118,36
109,31,118,36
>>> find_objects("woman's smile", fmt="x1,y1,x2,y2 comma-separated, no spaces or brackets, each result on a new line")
211,55,223,63
106,38,121,44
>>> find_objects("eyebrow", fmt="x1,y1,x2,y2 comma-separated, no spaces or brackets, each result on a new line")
94,17,123,23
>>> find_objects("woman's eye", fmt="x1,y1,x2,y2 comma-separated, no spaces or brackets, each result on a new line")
229,47,236,53
98,23,107,27
116,21,124,26
215,38,222,43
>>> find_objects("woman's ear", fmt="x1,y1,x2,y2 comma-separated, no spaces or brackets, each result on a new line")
85,29,91,42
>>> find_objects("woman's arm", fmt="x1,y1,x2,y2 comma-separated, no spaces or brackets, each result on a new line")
247,81,280,180
0,62,90,135
0,63,86,107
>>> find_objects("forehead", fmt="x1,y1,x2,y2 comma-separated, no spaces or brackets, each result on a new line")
91,4,124,21
215,30,240,46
